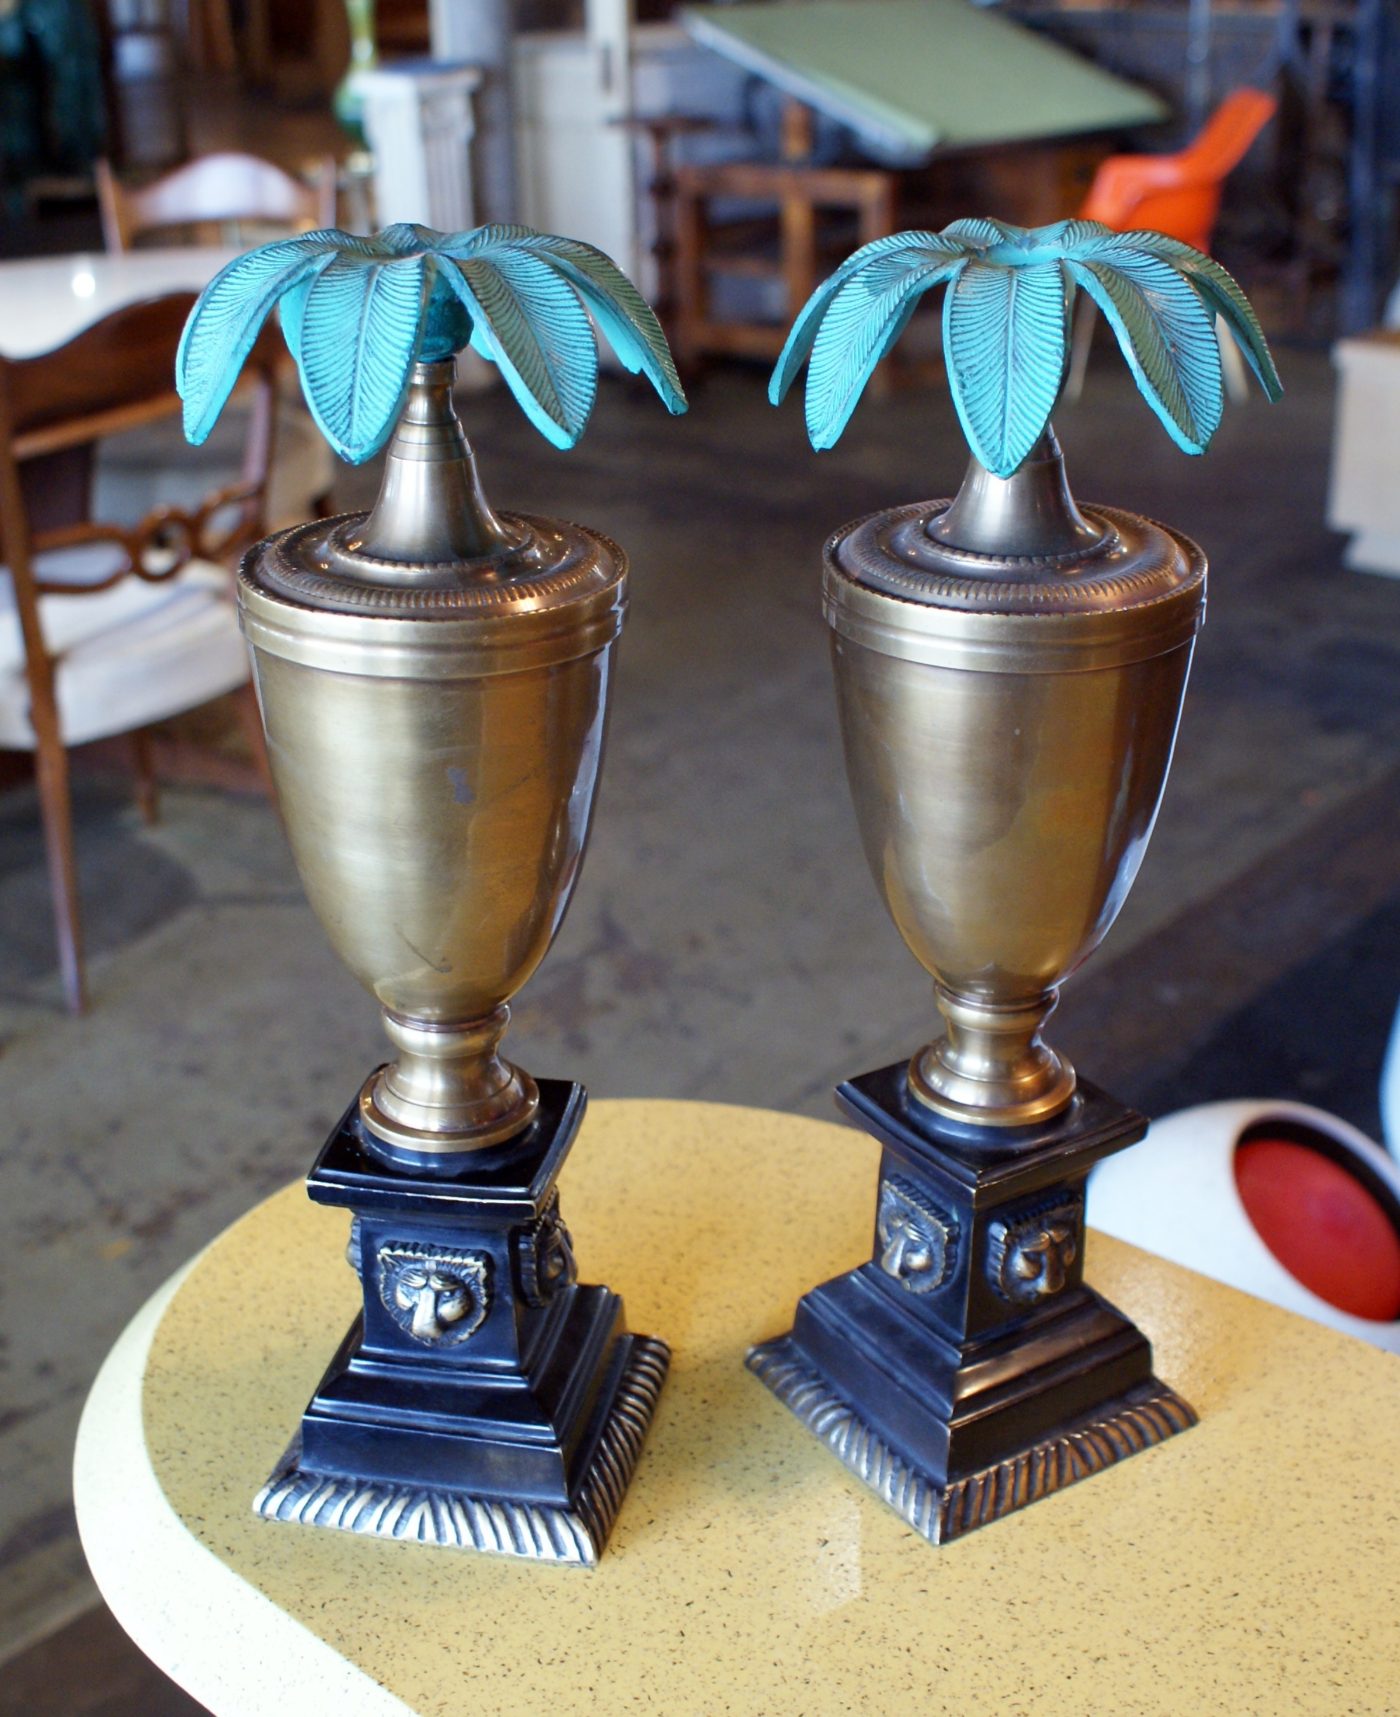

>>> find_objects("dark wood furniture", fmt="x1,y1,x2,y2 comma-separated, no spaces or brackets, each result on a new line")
92,0,188,170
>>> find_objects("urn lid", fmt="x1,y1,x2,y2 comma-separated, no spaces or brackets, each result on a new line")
239,509,627,679
244,507,623,622
175,223,688,676
771,216,1280,674
238,360,627,679
824,433,1207,675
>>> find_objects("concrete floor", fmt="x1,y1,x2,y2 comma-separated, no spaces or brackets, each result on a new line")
3,340,1400,1689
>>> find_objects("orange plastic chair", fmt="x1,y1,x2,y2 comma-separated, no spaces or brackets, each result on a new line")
1068,88,1278,398
1080,88,1278,247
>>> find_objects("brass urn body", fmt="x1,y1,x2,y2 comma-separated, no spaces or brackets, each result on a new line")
825,433,1207,1132
178,221,685,1561
753,214,1269,1543
238,360,625,1159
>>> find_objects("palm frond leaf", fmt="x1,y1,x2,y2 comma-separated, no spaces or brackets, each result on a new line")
770,230,962,406
177,235,345,444
177,221,685,462
443,251,598,449
502,232,687,415
805,250,965,448
1090,248,1223,445
943,259,1068,476
376,222,439,257
1066,256,1220,454
433,223,533,257
1050,218,1119,256
940,215,1021,249
286,251,430,463
768,214,1279,470
1115,231,1283,401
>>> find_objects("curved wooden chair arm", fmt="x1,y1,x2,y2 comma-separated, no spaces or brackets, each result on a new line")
29,475,266,591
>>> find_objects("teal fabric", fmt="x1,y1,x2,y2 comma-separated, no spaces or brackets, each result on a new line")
682,0,1167,158
1,0,105,201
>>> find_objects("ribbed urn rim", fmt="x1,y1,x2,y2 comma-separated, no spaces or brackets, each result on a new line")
831,496,1202,612
245,509,622,618
238,510,627,678
824,497,1207,674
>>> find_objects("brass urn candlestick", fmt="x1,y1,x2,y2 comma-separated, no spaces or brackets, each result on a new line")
755,217,1281,1543
179,223,686,1563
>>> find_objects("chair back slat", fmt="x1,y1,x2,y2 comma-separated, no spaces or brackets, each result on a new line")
98,152,338,252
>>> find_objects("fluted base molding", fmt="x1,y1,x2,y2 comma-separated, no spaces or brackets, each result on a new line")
748,1335,1194,1545
256,1334,669,1566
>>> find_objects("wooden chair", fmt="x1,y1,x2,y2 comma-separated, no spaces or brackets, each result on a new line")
95,151,337,527
96,151,338,252
0,293,278,1013
672,101,898,373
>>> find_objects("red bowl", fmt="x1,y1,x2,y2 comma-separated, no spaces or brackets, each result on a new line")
1234,1137,1400,1322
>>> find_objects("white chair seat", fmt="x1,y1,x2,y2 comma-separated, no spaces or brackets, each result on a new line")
95,396,334,531
0,543,249,750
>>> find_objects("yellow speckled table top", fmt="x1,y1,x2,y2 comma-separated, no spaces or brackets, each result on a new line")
77,1100,1400,1716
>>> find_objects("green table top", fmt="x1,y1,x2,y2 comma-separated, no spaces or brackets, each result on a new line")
681,0,1169,160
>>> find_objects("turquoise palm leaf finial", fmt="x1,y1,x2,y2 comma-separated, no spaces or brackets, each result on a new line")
769,218,1281,477
177,222,687,465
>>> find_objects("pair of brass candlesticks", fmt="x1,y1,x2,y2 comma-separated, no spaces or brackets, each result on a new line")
180,217,1279,1560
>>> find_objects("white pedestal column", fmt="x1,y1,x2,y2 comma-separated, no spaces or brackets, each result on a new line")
428,0,516,223
358,64,483,232
1328,329,1400,577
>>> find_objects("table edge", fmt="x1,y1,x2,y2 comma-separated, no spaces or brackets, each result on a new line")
74,1259,415,1717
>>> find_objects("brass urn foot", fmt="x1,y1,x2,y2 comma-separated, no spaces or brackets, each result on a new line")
908,988,1076,1133
747,1063,1196,1545
358,1005,541,1164
256,1081,670,1564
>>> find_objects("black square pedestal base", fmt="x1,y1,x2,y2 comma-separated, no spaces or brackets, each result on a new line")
254,1079,669,1566
747,1062,1196,1546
